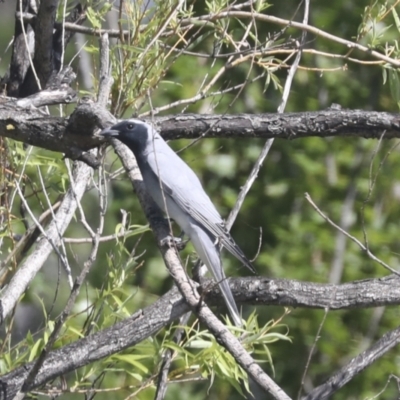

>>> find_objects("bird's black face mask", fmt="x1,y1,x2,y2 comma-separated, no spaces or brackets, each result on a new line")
100,120,150,154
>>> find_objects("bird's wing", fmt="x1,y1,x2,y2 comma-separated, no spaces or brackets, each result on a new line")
145,138,255,273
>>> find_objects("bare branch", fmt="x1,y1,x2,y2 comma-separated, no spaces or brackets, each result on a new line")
63,229,139,243
13,86,77,107
303,324,400,400
1,107,400,165
1,274,400,399
234,274,400,309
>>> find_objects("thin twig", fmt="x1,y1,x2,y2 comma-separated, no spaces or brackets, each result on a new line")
305,192,400,276
140,71,266,117
63,228,142,243
154,312,192,400
297,288,337,399
16,5,400,68
228,0,309,229
37,165,73,288
14,181,70,275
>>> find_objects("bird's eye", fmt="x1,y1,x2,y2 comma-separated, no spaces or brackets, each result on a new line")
127,123,134,130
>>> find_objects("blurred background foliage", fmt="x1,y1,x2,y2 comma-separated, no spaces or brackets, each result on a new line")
1,0,400,398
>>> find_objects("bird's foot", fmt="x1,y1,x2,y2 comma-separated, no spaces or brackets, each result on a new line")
160,235,188,251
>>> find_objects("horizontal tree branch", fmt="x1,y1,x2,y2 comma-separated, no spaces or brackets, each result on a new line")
1,103,400,167
236,274,400,309
12,86,77,107
1,274,400,399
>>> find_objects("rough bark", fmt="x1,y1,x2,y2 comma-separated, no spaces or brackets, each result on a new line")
0,106,400,168
1,275,400,399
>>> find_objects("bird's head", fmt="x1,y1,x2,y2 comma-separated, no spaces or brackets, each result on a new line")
100,119,153,153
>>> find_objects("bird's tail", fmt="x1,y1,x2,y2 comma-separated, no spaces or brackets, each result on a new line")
190,225,242,327
220,234,256,274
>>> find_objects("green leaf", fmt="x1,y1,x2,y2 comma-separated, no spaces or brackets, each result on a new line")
393,8,400,34
111,354,151,374
28,338,43,362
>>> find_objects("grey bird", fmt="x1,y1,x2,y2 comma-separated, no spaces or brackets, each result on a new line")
101,119,255,326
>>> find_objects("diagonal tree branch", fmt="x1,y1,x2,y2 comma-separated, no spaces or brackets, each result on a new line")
109,139,290,399
303,323,400,400
0,286,188,400
0,162,91,325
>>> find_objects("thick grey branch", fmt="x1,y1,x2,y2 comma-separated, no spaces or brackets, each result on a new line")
97,34,112,106
0,102,112,167
151,110,400,140
1,275,400,399
237,274,400,309
1,107,400,165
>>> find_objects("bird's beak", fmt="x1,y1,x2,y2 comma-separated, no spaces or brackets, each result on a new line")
100,127,120,137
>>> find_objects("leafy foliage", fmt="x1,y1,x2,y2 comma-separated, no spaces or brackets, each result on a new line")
2,0,400,399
